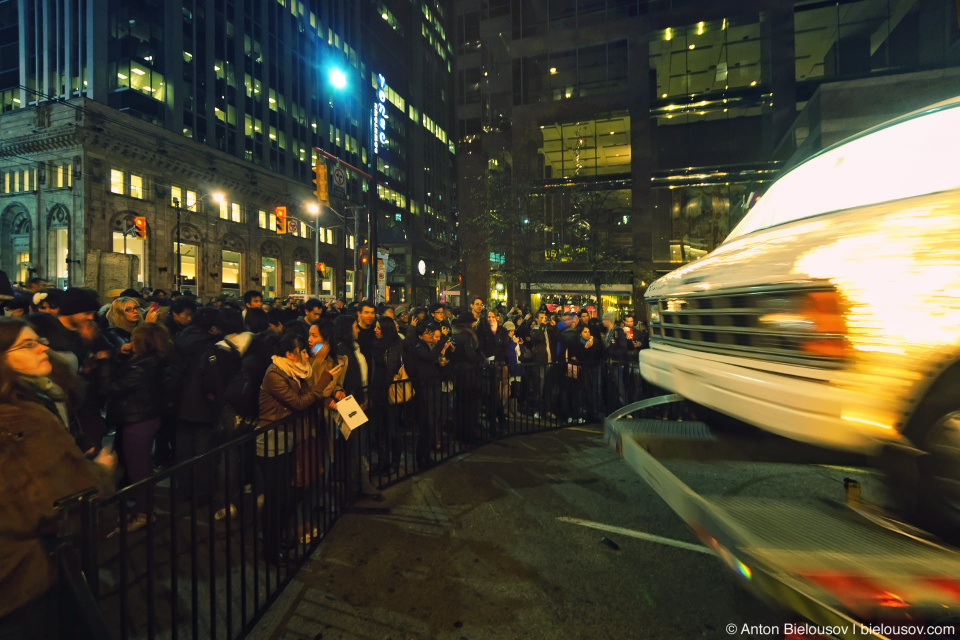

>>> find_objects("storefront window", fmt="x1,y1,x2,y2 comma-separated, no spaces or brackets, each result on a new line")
48,227,69,288
113,230,145,285
261,257,278,298
294,261,306,294
222,250,241,292
174,242,199,294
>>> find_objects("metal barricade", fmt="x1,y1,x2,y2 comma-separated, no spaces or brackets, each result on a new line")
55,356,645,639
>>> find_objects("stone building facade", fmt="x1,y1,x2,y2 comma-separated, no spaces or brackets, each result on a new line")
0,99,338,299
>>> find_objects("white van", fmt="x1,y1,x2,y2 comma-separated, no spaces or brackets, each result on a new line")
640,97,960,532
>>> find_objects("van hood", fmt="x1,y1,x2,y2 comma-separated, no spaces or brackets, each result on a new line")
646,190,960,303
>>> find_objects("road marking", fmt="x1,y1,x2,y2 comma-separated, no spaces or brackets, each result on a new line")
557,517,714,555
567,427,604,434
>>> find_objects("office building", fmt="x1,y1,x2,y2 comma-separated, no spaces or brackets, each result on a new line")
455,0,959,313
0,0,456,303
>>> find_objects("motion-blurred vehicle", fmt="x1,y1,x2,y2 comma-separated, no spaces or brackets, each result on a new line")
640,97,960,535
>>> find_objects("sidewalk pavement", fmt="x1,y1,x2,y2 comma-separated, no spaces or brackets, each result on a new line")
245,425,780,640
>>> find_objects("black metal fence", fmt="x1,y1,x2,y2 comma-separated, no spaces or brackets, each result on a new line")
51,358,644,640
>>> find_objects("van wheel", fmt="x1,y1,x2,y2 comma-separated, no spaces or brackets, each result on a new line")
901,378,960,541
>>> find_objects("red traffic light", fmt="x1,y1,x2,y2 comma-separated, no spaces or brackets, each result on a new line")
317,262,326,275
133,216,147,239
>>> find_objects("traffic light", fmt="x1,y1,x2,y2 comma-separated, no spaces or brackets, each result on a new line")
317,262,326,278
275,206,287,234
313,162,328,206
133,217,147,239
360,246,369,264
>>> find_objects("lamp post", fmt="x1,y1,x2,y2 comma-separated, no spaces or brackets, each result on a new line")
327,66,379,302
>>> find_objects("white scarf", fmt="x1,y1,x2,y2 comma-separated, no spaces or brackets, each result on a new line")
353,342,368,386
271,354,313,380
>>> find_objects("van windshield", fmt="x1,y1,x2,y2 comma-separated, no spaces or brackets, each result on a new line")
725,103,960,243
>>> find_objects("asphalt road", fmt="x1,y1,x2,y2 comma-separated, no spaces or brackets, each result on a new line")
246,425,858,640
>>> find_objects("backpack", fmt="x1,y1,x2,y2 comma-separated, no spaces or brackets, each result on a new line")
222,352,262,418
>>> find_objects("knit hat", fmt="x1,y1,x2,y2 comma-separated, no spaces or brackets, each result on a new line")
503,321,516,331
59,288,100,317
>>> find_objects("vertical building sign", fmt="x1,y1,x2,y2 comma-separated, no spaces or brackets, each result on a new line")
373,74,387,156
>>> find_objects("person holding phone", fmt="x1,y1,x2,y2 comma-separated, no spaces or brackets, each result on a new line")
257,332,338,564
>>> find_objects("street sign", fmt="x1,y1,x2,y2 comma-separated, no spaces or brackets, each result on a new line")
287,219,299,235
332,164,346,199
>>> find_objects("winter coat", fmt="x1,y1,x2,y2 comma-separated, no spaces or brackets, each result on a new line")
337,341,367,405
257,363,328,427
450,326,485,390
102,325,133,351
0,401,113,618
527,323,562,365
567,335,603,366
603,326,631,362
371,340,402,397
172,325,220,422
475,323,509,361
505,339,527,376
101,353,165,426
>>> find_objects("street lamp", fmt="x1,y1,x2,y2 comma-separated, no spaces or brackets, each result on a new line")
172,191,222,293
326,64,378,301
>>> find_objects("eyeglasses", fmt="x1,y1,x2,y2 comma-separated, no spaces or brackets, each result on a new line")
123,307,140,313
6,337,50,352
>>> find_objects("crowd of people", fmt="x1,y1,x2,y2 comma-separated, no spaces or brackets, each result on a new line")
0,277,648,636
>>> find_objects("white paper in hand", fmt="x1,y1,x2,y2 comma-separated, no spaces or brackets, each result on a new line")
336,395,368,439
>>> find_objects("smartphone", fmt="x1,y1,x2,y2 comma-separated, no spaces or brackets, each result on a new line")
149,302,160,313
311,342,324,355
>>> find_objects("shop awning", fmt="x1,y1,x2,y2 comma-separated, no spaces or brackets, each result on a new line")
519,271,633,295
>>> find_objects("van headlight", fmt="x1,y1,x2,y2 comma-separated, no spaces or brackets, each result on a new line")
757,290,848,358
647,302,661,325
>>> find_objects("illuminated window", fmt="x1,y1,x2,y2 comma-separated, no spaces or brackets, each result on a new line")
258,210,267,228
231,202,241,222
171,186,182,207
111,170,124,194
222,250,241,290
186,190,197,212
129,174,143,199
219,201,229,219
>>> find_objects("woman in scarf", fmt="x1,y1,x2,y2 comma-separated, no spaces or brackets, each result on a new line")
0,318,116,639
257,332,338,564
